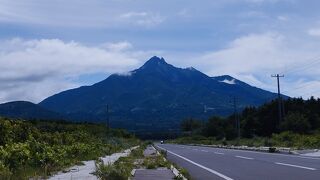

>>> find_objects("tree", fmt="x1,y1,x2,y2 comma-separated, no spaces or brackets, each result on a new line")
280,112,311,134
202,116,225,139
241,115,260,138
180,118,201,132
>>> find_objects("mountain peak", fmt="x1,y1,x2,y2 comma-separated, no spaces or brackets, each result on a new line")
141,56,169,69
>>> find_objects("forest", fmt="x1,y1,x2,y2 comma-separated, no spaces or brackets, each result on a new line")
178,97,320,148
0,118,138,179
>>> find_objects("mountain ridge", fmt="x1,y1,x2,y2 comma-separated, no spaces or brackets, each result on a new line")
0,101,63,120
0,56,280,132
37,56,279,132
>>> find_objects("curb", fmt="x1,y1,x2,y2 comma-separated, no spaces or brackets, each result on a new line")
153,145,188,180
170,165,187,180
130,169,136,176
130,145,188,179
186,143,295,154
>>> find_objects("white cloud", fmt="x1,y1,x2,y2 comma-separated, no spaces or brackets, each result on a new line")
185,33,320,98
101,41,133,51
0,38,150,103
277,16,288,21
0,1,109,27
240,11,268,19
1,33,320,104
0,1,165,28
308,28,320,37
244,0,281,3
120,12,148,18
220,79,236,85
119,11,165,27
177,9,192,18
199,33,289,74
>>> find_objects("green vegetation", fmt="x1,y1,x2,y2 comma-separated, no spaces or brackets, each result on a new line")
0,117,138,179
173,165,192,180
94,144,145,180
95,144,186,180
172,132,320,149
177,97,320,149
142,155,171,169
94,158,132,180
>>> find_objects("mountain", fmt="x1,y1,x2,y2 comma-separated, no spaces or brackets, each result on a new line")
0,101,63,120
38,56,279,132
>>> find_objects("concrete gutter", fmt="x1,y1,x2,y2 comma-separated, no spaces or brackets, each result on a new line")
299,149,320,157
169,143,320,158
186,143,296,154
170,165,187,180
130,145,178,180
153,145,188,180
49,146,139,180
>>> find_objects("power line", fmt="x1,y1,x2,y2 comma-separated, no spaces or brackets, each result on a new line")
281,78,320,97
275,55,320,98
281,56,320,75
282,81,318,94
299,89,320,98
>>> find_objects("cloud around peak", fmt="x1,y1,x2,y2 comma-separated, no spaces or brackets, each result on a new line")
185,32,320,97
0,38,149,103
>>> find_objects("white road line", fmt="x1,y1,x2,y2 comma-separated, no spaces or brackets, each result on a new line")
201,146,320,160
275,162,317,171
214,152,225,155
156,146,233,180
201,150,209,152
235,156,254,160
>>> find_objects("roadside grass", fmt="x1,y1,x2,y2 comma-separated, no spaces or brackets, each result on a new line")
142,155,171,169
94,158,132,180
159,149,167,157
154,146,191,180
169,161,192,180
95,143,191,180
169,131,320,149
0,118,140,179
94,144,146,179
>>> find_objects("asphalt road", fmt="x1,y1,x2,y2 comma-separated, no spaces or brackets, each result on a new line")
156,144,320,180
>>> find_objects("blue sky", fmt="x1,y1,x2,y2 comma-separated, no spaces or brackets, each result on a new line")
1,0,320,103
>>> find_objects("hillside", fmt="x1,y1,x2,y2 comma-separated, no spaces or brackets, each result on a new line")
0,101,63,120
39,56,279,132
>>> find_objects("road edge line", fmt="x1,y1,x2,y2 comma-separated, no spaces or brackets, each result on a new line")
275,162,317,171
156,145,234,180
235,156,254,160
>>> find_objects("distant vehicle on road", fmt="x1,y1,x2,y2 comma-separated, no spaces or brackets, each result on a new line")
160,140,164,144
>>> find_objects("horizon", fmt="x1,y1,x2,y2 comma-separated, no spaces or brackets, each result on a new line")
1,0,320,103
0,55,285,104
1,2,320,179
0,55,313,104
3,55,295,105
1,55,258,103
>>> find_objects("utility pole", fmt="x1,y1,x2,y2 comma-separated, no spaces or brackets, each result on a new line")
233,97,240,140
271,74,284,124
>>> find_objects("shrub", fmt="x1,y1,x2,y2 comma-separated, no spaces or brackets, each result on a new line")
0,118,138,178
271,131,320,148
142,155,170,169
281,112,311,134
0,161,12,178
94,161,129,180
159,149,167,157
